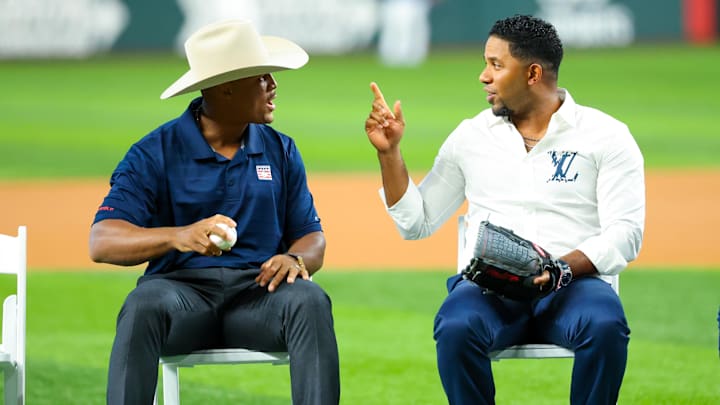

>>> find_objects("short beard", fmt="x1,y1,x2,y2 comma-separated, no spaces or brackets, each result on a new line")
492,105,512,117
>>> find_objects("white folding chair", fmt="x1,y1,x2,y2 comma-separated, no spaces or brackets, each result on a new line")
456,216,619,361
153,273,317,403
154,348,289,404
0,226,27,405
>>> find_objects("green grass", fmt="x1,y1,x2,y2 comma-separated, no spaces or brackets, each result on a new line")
1,44,719,404
0,269,717,404
1,44,719,179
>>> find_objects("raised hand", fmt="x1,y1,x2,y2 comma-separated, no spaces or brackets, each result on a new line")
364,82,405,153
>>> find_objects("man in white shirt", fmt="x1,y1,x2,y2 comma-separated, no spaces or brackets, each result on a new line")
364,15,645,405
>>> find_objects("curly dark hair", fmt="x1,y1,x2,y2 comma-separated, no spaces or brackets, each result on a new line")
489,15,563,78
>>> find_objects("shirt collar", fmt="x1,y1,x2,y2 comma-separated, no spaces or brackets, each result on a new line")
485,88,577,129
244,124,265,155
553,88,577,129
179,98,215,161
181,97,266,160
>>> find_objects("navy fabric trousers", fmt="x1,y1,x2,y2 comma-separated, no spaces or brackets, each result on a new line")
106,268,340,405
434,275,629,405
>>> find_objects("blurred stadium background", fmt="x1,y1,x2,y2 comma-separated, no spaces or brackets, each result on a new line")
0,0,719,403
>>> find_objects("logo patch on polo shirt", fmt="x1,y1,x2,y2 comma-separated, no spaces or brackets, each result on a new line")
256,165,272,181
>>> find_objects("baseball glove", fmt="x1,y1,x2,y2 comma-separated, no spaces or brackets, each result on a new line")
461,220,568,301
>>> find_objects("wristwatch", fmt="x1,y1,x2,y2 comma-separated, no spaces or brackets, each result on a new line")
556,259,573,288
286,253,306,272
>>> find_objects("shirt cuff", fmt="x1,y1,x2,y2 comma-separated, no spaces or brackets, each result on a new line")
378,178,424,240
576,237,629,276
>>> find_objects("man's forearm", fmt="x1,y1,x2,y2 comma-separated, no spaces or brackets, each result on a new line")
378,148,410,207
89,219,176,266
560,249,598,278
286,231,326,274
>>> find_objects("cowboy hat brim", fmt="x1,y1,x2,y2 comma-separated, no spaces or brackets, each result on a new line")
160,36,309,100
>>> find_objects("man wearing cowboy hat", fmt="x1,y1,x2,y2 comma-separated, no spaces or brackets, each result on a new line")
89,20,340,405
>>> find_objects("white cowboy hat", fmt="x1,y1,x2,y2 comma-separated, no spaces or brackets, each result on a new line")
160,19,309,99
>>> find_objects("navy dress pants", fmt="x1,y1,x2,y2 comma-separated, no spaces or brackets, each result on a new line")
106,268,340,405
434,275,629,405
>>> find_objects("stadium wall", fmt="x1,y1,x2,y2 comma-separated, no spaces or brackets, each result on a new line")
0,0,716,59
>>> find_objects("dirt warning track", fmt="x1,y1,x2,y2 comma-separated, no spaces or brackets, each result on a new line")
0,170,718,271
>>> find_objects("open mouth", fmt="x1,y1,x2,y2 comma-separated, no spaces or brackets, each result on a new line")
484,87,496,104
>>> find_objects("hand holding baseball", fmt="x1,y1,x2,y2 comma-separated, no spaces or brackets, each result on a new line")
172,215,237,256
210,223,237,251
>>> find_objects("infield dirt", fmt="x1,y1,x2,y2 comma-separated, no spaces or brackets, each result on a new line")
0,170,718,271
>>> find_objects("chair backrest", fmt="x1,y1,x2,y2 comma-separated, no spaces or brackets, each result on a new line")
0,226,27,399
456,216,618,294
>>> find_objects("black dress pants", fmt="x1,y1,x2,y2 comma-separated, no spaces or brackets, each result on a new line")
106,267,340,405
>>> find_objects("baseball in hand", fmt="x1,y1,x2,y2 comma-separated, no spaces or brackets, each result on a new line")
209,223,237,250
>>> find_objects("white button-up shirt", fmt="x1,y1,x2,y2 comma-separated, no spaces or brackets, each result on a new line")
382,90,645,280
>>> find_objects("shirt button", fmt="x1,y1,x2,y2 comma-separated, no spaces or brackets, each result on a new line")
228,180,235,186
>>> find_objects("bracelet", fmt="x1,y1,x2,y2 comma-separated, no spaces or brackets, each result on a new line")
286,253,306,272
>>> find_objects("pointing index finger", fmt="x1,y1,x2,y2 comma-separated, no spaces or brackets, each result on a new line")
370,82,396,119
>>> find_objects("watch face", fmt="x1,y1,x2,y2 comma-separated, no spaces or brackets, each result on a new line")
558,260,572,287
561,271,572,286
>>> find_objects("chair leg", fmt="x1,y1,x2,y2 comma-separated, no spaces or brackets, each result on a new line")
162,363,180,405
3,368,19,405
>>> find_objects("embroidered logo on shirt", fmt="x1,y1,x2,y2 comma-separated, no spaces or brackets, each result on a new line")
547,151,579,183
256,165,272,181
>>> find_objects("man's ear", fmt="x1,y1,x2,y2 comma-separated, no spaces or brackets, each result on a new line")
528,63,543,85
207,82,233,97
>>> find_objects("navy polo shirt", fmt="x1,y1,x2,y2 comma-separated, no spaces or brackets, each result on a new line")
93,98,322,275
